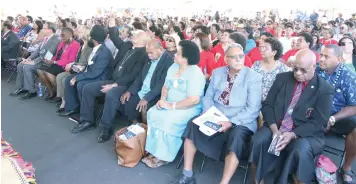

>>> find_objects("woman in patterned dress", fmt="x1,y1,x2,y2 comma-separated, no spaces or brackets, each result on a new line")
252,37,290,101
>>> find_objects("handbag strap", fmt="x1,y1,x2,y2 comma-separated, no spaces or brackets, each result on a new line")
136,137,145,157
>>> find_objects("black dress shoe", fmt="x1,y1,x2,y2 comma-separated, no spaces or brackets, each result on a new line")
171,175,196,184
97,129,113,143
71,121,96,133
19,92,37,100
49,97,62,103
56,103,61,108
9,88,28,96
56,108,65,113
44,94,56,101
58,109,79,116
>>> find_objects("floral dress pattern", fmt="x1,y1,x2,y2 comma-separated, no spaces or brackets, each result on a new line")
252,60,290,101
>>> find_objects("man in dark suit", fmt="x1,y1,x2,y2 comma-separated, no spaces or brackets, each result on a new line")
61,31,150,135
249,49,334,184
94,39,174,142
62,25,113,116
9,22,60,99
1,20,20,63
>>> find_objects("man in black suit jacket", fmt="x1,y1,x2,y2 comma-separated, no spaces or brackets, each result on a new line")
249,49,334,184
62,25,113,116
1,21,20,63
90,40,174,142
66,31,150,136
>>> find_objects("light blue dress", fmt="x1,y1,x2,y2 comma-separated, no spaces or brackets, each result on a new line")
145,63,206,162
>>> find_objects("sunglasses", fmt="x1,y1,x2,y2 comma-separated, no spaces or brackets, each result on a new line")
166,38,174,42
226,54,245,60
292,66,310,74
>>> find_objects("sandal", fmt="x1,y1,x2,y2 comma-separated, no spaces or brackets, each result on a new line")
341,169,356,184
145,157,168,168
141,154,153,165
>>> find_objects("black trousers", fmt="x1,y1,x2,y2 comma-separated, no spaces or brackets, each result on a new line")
97,85,127,129
77,80,126,125
331,115,356,135
121,94,158,121
249,126,323,184
64,74,102,112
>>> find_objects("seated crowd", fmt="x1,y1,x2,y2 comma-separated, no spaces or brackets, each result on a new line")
2,12,356,184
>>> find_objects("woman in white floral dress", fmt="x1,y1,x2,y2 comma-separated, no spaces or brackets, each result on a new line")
252,37,290,101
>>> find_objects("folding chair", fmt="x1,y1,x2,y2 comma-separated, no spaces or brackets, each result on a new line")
323,131,347,172
2,41,31,83
176,140,250,184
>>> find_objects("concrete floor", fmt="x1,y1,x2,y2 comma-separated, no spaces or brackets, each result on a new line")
1,76,355,184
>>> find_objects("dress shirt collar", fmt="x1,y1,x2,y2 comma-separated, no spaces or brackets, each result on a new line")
92,44,102,53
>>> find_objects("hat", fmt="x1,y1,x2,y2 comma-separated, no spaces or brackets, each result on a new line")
90,25,107,43
168,33,181,49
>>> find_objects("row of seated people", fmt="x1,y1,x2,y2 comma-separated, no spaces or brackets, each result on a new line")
7,20,356,184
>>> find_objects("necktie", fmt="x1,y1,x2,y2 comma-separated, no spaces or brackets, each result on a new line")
279,83,303,133
41,38,48,49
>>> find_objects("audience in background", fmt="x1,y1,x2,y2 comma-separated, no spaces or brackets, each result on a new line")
17,16,32,39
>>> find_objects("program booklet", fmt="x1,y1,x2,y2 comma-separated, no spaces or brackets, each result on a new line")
268,135,283,156
118,124,145,141
193,106,229,136
44,51,53,61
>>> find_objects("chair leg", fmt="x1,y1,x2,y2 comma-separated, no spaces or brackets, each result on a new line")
242,163,249,184
6,71,15,83
339,150,347,173
95,106,104,123
200,155,207,173
176,155,184,169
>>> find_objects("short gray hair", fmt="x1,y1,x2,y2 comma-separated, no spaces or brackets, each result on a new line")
225,43,244,54
325,44,343,57
46,21,57,33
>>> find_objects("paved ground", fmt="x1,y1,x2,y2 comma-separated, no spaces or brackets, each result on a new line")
1,76,355,184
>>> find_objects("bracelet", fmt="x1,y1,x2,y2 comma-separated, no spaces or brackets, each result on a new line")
172,102,176,110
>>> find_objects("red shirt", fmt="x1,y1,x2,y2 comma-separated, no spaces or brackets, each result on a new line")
281,49,320,63
247,47,263,64
265,28,276,36
182,31,188,40
320,38,338,46
211,43,253,68
198,50,215,75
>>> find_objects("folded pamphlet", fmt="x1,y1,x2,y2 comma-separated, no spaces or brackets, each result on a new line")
268,135,283,156
44,51,53,61
118,124,145,141
193,106,229,136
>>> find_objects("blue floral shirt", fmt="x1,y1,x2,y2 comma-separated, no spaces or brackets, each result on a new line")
316,63,356,115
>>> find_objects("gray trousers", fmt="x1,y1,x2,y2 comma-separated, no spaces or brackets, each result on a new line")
16,63,37,93
56,72,71,97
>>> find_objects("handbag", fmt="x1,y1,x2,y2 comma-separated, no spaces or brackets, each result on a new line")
315,155,338,184
114,123,147,168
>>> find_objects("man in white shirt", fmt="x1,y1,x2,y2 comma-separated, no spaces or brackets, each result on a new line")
279,24,294,54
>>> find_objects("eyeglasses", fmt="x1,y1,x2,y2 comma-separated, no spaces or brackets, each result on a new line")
166,38,174,42
292,66,311,74
225,54,245,60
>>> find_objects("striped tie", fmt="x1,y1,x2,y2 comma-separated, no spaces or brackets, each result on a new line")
279,83,303,133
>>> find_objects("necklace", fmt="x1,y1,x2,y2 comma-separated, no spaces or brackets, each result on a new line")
173,66,190,88
118,49,135,71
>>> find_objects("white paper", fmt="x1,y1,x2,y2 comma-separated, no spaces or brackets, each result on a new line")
44,51,53,60
193,106,229,136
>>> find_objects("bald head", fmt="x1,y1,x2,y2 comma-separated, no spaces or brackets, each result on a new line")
146,39,164,61
293,49,316,82
295,49,316,66
147,39,163,50
132,31,150,47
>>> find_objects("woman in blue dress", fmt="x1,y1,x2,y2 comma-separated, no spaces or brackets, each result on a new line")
142,40,206,168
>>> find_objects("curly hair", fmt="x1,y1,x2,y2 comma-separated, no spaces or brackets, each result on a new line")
264,37,283,60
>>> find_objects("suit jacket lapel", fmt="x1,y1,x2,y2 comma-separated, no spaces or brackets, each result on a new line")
294,75,318,109
284,74,296,111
